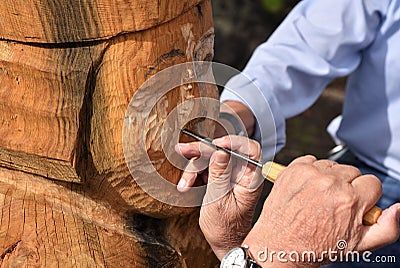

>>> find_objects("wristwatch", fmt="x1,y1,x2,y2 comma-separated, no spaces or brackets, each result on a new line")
219,112,246,136
220,246,262,268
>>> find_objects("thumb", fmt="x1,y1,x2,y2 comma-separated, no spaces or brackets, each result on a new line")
203,151,232,205
357,203,400,251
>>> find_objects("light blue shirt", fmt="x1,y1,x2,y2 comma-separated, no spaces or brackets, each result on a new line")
220,0,400,180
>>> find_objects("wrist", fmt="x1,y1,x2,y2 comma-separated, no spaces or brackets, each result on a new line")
242,229,320,268
241,239,295,268
220,101,255,136
205,226,253,260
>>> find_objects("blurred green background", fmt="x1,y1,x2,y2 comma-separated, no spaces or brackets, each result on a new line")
211,0,345,165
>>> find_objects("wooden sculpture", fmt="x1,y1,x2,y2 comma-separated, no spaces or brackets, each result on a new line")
0,0,219,267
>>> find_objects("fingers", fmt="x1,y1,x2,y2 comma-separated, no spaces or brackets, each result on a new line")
351,174,382,211
202,150,232,204
208,150,231,184
175,135,260,195
288,157,362,184
176,135,261,166
357,203,400,251
288,155,317,166
213,135,261,162
330,164,362,183
213,135,263,191
175,142,214,159
177,158,198,192
175,142,214,192
177,156,210,192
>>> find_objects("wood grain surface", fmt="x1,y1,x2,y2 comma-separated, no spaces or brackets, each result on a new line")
0,0,204,43
0,0,219,266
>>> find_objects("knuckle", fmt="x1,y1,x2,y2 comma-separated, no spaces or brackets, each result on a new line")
388,227,400,244
371,175,383,191
209,165,231,183
344,164,361,176
318,175,336,189
336,164,362,178
362,174,382,196
250,140,262,159
288,163,316,178
316,159,337,166
336,191,356,207
198,216,207,233
300,155,317,163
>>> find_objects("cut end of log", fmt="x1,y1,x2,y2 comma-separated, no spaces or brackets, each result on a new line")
0,147,81,183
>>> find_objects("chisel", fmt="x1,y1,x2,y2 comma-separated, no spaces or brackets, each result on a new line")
181,129,382,226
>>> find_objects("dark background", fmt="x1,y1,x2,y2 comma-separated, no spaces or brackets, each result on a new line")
211,0,345,165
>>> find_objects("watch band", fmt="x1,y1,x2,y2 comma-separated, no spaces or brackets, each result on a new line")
219,112,246,136
220,246,262,268
243,245,262,268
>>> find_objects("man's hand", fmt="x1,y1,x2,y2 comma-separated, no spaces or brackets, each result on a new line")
175,135,264,259
175,101,255,190
243,155,400,267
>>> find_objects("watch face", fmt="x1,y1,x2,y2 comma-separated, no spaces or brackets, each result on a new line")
220,247,247,268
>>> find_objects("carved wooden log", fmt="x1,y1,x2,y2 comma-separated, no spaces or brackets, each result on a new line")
0,0,219,267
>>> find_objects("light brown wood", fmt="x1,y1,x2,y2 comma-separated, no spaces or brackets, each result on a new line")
262,161,382,226
362,206,382,226
261,161,286,183
0,0,219,266
0,0,204,43
0,168,216,267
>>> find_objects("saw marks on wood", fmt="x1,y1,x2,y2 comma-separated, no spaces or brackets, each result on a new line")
0,0,217,190
0,0,220,266
0,169,179,267
0,41,105,183
0,0,204,43
0,168,218,267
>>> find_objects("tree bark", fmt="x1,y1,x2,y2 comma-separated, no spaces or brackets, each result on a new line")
0,0,219,267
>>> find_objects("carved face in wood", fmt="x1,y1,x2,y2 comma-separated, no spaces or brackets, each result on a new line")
0,1,217,217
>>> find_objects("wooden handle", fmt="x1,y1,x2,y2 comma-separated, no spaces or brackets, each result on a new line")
261,161,286,183
261,161,382,226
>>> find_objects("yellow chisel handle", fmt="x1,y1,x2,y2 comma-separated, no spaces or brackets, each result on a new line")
261,161,382,226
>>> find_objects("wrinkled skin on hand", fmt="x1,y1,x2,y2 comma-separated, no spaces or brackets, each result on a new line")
243,155,400,267
176,135,264,259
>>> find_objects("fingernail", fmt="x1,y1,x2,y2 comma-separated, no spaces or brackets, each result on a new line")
213,136,226,142
175,143,188,153
177,179,187,192
177,143,189,148
213,137,228,147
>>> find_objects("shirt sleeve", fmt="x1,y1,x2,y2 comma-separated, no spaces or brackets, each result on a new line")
220,0,388,161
